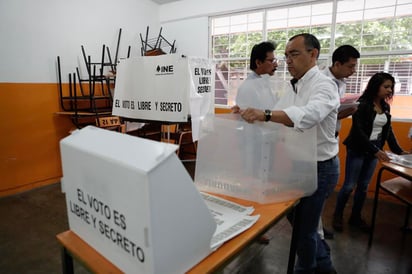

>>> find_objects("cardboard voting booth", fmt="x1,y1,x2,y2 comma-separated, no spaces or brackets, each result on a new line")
195,114,318,204
112,55,215,141
60,126,216,274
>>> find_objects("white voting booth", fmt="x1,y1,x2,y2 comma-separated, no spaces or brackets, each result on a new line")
195,114,318,204
112,54,215,141
60,126,216,274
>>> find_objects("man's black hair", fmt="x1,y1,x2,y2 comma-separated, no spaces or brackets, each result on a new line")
250,41,277,71
332,45,360,65
288,33,321,58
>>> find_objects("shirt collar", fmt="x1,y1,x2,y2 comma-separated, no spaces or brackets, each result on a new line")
292,66,319,93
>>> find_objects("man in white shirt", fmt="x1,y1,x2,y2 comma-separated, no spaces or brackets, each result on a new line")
235,41,279,244
320,45,360,238
235,41,279,109
234,33,339,274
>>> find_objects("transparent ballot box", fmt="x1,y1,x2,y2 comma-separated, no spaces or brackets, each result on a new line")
195,114,317,204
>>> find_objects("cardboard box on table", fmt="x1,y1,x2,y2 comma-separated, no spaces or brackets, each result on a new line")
195,114,318,204
60,126,216,274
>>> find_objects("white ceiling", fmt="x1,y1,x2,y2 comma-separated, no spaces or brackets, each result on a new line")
151,0,181,4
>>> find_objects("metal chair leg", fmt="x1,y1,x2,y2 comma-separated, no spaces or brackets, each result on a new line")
368,168,384,247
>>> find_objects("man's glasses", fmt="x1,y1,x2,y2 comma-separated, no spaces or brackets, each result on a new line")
284,49,313,61
265,57,279,64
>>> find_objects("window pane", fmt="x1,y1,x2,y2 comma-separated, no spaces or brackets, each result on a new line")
364,6,395,20
212,35,229,59
210,0,412,116
311,26,331,54
312,2,333,15
337,0,365,12
336,10,364,23
365,0,393,9
267,30,288,52
335,23,362,47
392,17,412,50
361,19,392,52
267,8,288,20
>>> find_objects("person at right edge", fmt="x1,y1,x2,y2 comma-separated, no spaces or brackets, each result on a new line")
332,72,409,233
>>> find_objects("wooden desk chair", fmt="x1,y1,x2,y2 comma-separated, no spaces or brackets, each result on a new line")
380,177,412,230
369,176,412,246
174,122,197,159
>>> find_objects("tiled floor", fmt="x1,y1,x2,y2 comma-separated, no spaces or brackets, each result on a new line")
0,162,411,274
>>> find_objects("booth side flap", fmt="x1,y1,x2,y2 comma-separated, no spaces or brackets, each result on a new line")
61,126,178,172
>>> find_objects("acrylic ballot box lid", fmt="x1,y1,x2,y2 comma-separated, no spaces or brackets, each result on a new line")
60,126,216,274
195,114,318,204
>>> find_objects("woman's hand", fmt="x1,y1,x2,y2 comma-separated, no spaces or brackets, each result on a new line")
374,150,390,162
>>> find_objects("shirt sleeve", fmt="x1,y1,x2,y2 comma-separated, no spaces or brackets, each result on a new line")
283,80,340,130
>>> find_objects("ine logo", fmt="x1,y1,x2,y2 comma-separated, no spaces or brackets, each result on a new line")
156,65,174,75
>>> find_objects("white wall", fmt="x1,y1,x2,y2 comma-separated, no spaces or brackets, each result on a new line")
161,17,209,58
0,0,314,82
0,0,160,83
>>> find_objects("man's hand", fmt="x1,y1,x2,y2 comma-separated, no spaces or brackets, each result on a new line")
240,108,265,123
337,106,357,120
231,105,241,113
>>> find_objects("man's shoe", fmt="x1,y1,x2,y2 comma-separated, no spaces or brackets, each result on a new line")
332,216,343,232
348,216,371,232
323,227,334,239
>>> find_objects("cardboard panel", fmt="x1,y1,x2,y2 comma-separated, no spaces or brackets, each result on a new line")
60,126,216,273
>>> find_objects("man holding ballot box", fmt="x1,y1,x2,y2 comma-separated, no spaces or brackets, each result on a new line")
233,33,339,274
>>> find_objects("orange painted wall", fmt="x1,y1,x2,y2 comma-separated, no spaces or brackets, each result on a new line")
338,118,411,198
0,83,73,197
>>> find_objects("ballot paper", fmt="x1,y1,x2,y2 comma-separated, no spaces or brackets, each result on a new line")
200,192,260,250
387,152,412,168
339,94,360,112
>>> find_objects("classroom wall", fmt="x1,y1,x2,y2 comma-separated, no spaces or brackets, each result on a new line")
0,0,160,197
1,0,411,198
0,0,160,83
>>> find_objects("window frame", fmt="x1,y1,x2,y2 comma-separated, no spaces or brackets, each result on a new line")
209,0,412,120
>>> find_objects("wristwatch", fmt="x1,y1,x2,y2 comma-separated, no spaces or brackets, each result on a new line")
264,109,272,122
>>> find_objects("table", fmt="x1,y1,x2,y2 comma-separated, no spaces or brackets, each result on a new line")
56,196,299,274
368,162,412,247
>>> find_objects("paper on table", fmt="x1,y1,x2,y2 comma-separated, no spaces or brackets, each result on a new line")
200,192,260,250
387,152,412,168
339,94,360,112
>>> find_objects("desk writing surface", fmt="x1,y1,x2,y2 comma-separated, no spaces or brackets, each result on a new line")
57,194,298,274
56,230,122,274
382,162,412,180
187,195,298,274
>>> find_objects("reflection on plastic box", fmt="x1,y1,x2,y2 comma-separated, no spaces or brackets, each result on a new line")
195,114,318,204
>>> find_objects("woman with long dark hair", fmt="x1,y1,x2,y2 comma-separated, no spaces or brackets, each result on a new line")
332,72,408,232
